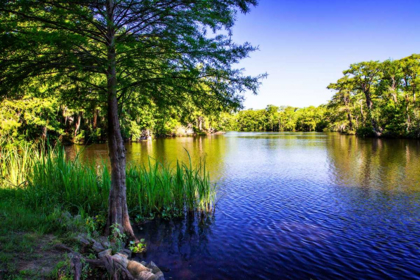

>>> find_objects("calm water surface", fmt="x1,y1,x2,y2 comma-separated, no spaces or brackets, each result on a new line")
68,132,420,279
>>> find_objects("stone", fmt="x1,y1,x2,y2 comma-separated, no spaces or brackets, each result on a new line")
127,260,151,278
75,234,91,247
147,261,162,274
137,270,157,280
98,236,111,249
112,254,129,268
98,249,112,258
92,240,106,253
147,261,164,280
155,271,165,280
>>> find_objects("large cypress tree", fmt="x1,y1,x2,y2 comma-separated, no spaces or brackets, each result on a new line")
0,0,263,237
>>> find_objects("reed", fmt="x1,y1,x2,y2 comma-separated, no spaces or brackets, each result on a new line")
0,142,216,221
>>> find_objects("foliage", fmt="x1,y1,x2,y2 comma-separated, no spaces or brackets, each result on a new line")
224,105,328,132
327,54,420,138
110,224,126,252
128,239,146,254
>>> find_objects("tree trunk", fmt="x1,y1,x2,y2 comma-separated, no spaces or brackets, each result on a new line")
365,92,373,111
359,101,364,125
344,97,354,131
391,78,398,104
364,91,380,136
74,112,82,137
197,116,203,131
105,0,135,239
405,95,412,132
93,108,98,129
413,86,416,103
41,125,48,140
347,112,354,131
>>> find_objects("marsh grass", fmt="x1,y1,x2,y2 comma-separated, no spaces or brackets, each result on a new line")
0,142,216,227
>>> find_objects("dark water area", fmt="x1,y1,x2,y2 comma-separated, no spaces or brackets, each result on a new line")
67,132,420,279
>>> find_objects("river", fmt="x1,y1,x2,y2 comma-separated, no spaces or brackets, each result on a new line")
66,132,420,279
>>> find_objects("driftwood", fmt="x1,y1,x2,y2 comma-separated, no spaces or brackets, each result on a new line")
63,249,136,280
54,240,162,280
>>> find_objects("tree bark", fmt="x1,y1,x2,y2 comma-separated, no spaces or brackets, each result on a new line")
105,0,135,239
347,112,354,131
392,78,398,104
41,125,48,140
74,112,82,137
93,108,98,129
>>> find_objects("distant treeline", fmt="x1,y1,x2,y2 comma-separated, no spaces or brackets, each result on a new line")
223,53,420,138
2,54,420,144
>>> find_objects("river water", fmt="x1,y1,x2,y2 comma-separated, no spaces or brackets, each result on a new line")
68,132,420,279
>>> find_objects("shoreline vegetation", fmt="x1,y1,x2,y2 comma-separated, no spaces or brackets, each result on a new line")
0,141,215,279
2,54,420,145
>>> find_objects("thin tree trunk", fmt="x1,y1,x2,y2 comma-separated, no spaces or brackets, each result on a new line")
41,125,48,140
93,108,98,129
413,86,416,103
406,95,412,132
347,111,354,131
391,78,398,104
359,101,364,125
105,0,135,239
74,112,82,136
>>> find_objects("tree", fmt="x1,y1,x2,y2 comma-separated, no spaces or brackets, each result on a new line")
343,61,382,135
327,76,355,132
0,0,264,237
265,104,279,131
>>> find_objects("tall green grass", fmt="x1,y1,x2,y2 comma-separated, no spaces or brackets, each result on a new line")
0,143,216,222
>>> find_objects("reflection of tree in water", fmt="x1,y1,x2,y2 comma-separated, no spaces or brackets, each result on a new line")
134,212,215,276
326,133,420,192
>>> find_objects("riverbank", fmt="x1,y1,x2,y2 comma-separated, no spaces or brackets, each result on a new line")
0,194,164,279
0,143,215,279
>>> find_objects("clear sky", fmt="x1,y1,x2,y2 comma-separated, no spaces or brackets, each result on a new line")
231,0,420,109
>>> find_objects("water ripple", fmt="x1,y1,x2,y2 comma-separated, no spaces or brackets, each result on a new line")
70,132,420,279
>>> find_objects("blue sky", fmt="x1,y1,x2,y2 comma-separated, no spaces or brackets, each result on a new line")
231,0,420,109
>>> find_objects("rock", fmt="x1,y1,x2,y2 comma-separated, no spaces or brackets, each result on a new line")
112,254,129,268
147,261,164,280
75,234,91,247
127,260,152,278
98,249,112,258
155,271,164,280
98,236,111,249
147,261,161,274
138,270,157,280
92,240,106,253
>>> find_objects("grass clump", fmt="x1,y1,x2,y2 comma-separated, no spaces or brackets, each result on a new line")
0,142,216,225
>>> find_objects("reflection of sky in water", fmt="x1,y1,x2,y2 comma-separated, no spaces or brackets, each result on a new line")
66,132,420,279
